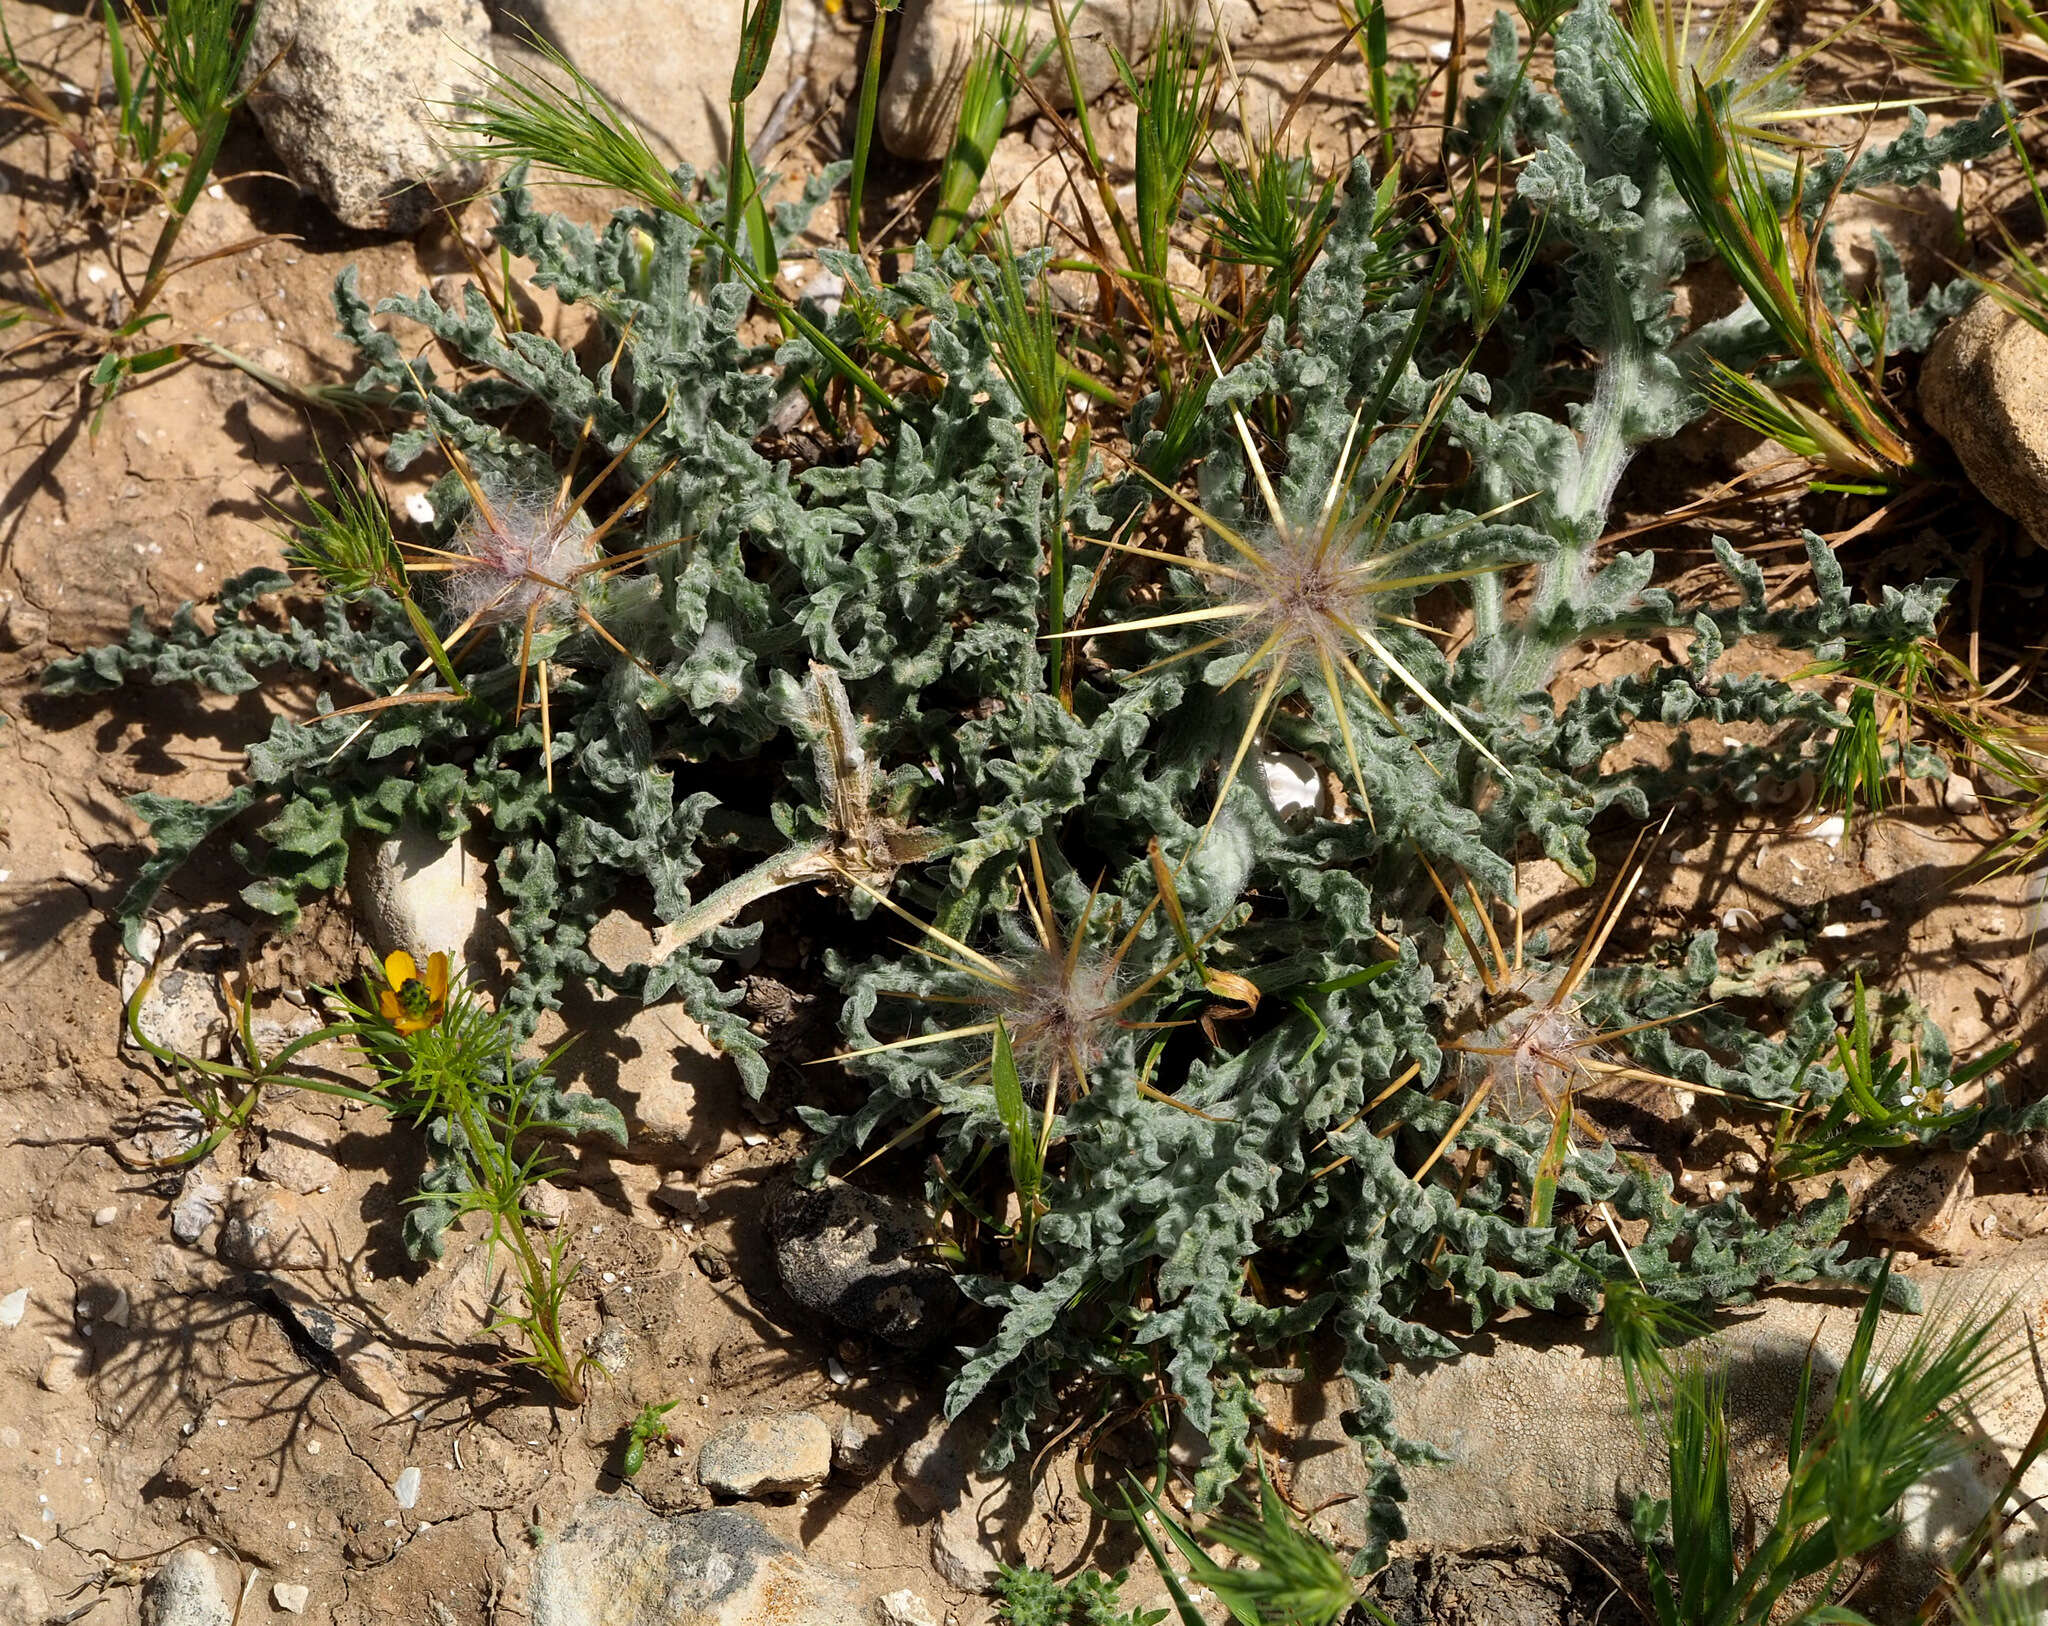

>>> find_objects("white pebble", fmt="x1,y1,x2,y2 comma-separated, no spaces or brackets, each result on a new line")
393,1466,422,1510
85,264,107,284
404,493,435,525
273,1583,309,1614
0,1290,28,1328
827,1356,850,1386
1820,922,1851,939
207,183,226,200
92,1206,117,1228
1807,814,1846,846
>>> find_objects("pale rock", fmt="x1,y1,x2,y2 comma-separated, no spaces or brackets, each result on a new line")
879,0,1257,161
0,1564,49,1625
0,1287,26,1327
93,1204,120,1227
602,1001,744,1167
242,0,496,233
929,1502,1003,1593
171,1176,225,1245
337,1339,415,1417
145,1549,232,1626
697,1411,834,1499
122,965,234,1062
1945,772,1982,815
490,0,841,175
272,1582,311,1614
894,1414,1014,1592
346,825,492,965
587,1318,631,1378
39,1340,88,1393
895,1414,986,1516
1290,1243,2048,1614
831,1412,889,1481
527,1499,864,1626
1860,1151,1973,1252
875,1590,940,1626
78,1280,130,1328
527,1179,573,1230
255,1114,342,1195
122,1108,208,1168
1923,297,2048,549
219,1186,328,1271
394,1465,423,1510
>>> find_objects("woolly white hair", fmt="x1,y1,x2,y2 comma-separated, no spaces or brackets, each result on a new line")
443,487,595,630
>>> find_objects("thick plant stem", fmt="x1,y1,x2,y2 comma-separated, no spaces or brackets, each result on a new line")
648,837,836,959
1479,319,1648,710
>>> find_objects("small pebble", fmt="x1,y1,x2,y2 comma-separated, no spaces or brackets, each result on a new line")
0,1289,28,1328
273,1582,309,1614
404,493,435,525
393,1466,422,1510
827,1356,850,1386
1820,922,1851,939
1807,814,1847,846
92,1206,118,1228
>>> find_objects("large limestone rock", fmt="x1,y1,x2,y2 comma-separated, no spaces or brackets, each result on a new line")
1922,295,2048,549
527,1499,863,1626
1289,1246,2048,1621
877,0,1258,162
346,825,492,966
243,0,496,232
493,0,846,174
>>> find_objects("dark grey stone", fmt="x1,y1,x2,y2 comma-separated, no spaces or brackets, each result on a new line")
766,1179,954,1348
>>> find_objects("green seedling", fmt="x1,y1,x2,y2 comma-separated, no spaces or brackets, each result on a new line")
622,1399,682,1475
1772,975,2018,1182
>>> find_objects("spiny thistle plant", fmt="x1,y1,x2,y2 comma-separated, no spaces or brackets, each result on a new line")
1073,389,1519,840
45,0,2039,1564
1427,836,1697,1131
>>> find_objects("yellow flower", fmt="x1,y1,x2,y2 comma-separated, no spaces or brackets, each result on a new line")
379,950,449,1034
